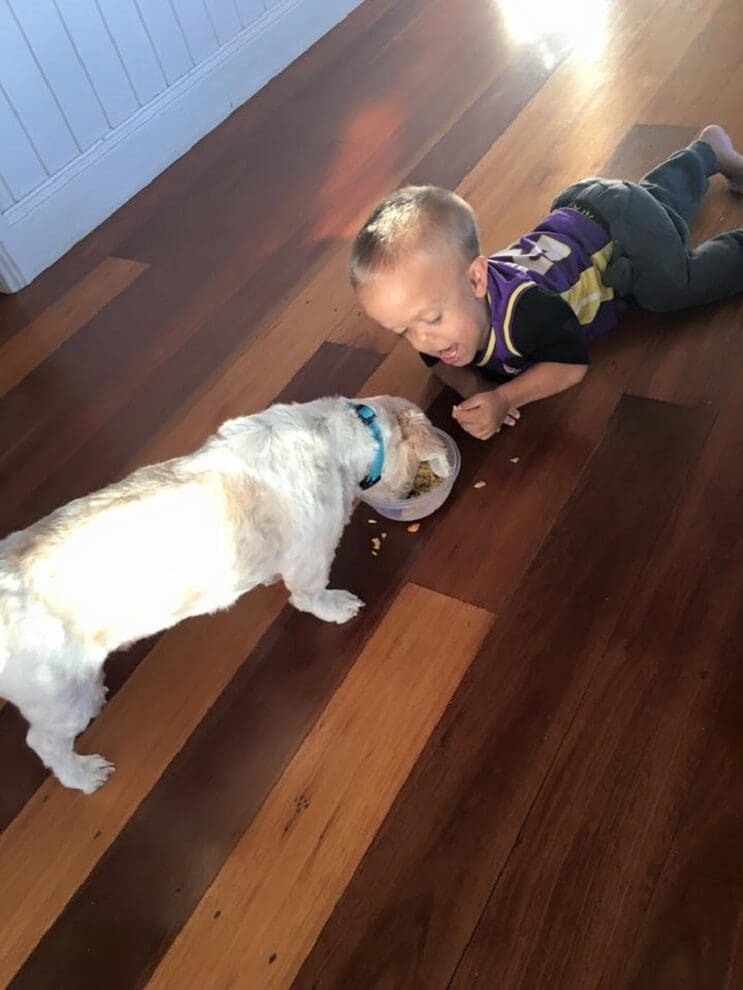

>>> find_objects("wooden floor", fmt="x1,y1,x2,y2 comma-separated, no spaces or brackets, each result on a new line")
1,0,743,986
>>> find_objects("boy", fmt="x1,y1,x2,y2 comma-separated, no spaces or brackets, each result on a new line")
349,125,743,440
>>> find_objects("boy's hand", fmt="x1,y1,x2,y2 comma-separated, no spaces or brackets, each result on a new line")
452,390,520,440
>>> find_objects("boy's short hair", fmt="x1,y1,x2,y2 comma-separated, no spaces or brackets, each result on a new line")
349,185,481,287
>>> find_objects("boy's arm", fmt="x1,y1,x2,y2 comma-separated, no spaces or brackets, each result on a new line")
432,362,522,429
452,287,589,440
453,362,586,440
431,361,498,399
500,360,588,406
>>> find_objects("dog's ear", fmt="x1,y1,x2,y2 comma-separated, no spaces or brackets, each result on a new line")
398,409,451,478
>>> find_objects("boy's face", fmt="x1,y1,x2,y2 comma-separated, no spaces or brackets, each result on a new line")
356,247,491,367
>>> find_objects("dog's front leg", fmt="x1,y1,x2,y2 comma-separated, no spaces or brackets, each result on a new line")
282,541,364,625
22,673,113,794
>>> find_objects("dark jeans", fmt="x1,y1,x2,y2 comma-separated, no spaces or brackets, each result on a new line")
552,140,743,312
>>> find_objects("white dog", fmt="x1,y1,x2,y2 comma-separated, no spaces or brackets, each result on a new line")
0,395,449,793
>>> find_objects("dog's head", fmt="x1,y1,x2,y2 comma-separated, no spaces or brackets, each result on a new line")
359,395,451,499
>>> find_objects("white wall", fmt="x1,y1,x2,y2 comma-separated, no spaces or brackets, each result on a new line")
0,0,362,291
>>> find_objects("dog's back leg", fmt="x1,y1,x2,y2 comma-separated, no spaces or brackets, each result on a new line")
20,671,113,794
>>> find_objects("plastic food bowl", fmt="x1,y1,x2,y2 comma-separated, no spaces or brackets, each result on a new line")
361,428,461,522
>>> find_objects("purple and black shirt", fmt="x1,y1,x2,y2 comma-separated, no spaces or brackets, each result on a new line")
424,206,627,379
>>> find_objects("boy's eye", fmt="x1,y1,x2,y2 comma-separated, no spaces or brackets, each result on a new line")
427,314,442,325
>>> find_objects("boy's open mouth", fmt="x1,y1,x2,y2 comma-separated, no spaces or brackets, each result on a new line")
439,344,460,364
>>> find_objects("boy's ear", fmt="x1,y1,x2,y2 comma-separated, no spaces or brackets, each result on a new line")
468,255,489,298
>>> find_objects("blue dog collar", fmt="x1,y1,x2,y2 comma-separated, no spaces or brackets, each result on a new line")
351,403,385,490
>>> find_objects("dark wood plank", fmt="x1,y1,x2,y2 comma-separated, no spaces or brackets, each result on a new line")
628,296,743,408
600,123,700,180
292,395,713,989
626,678,743,990
272,341,382,405
617,384,743,990
450,390,742,987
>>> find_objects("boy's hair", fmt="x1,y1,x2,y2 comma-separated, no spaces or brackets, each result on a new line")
349,185,481,287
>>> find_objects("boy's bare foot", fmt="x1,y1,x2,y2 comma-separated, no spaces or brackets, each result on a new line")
699,124,743,194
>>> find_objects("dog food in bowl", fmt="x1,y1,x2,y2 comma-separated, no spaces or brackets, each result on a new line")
361,428,461,522
409,461,443,497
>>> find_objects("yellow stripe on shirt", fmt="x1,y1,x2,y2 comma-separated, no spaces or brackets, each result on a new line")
559,242,615,326
502,280,536,356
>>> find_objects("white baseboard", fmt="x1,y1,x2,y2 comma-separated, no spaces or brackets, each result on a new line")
0,0,362,293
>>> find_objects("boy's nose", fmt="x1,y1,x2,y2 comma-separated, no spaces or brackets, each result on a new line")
411,327,442,352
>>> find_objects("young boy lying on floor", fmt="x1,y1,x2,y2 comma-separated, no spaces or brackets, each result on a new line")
349,125,743,439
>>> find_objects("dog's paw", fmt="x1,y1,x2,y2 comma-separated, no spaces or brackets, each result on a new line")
320,590,365,623
294,589,365,624
64,754,115,794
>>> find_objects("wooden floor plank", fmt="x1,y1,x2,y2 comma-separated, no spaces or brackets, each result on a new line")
626,672,743,990
600,123,700,180
0,258,148,398
450,397,742,988
147,584,491,990
617,384,743,990
293,395,713,989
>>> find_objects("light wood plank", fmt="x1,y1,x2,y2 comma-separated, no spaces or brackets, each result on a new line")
0,584,286,987
148,583,492,990
463,0,719,253
0,257,147,398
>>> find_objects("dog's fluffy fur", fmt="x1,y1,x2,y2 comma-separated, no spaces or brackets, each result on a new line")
0,395,449,793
